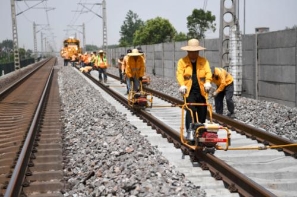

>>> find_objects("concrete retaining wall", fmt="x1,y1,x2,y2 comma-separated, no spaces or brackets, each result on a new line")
107,28,297,107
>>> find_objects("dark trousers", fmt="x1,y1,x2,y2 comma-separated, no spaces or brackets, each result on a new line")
126,77,130,93
119,69,123,81
214,82,234,114
64,59,68,66
98,68,107,81
185,92,207,130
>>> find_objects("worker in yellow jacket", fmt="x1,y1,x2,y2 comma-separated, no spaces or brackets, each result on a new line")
125,48,145,92
211,67,235,118
176,39,212,131
122,49,132,94
95,50,108,83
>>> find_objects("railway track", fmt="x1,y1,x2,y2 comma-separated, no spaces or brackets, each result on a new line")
1,63,297,196
79,69,297,197
0,58,64,197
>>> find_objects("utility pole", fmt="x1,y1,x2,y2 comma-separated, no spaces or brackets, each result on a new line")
33,22,37,61
34,23,48,60
219,0,243,96
41,32,43,58
244,0,246,35
79,0,107,51
10,0,20,70
219,0,238,70
82,23,86,52
102,0,107,52
44,37,47,55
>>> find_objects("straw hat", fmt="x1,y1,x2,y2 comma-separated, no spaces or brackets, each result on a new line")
181,39,206,51
98,50,104,54
128,49,142,56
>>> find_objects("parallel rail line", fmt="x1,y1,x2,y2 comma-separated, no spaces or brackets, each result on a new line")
0,58,63,197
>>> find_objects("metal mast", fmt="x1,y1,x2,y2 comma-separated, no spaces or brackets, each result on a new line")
219,0,237,70
102,0,108,52
41,32,43,57
219,0,243,95
82,23,86,52
33,22,37,61
10,0,20,70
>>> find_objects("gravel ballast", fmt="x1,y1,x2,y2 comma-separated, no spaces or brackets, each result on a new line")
59,66,205,197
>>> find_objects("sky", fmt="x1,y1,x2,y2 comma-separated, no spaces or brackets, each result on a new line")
0,0,296,52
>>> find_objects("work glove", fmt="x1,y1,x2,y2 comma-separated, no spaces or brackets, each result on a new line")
139,77,143,81
130,77,134,82
212,91,218,97
179,85,187,95
204,82,211,93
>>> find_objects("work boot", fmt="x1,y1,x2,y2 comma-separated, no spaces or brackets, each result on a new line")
227,112,235,118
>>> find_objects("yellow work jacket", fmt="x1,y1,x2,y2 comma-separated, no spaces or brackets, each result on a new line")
95,55,107,68
176,55,212,98
211,67,233,93
118,58,123,70
122,55,129,72
90,54,97,63
125,56,145,79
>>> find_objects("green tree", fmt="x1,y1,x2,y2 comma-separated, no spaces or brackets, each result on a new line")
187,9,216,40
119,10,144,47
0,40,14,63
0,39,13,50
19,48,26,60
133,17,176,45
174,32,188,42
26,49,33,58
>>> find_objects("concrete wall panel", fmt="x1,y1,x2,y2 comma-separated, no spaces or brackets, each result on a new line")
259,48,296,65
258,29,297,49
259,65,295,83
242,35,255,50
164,43,174,50
154,43,163,51
241,79,254,98
164,51,174,60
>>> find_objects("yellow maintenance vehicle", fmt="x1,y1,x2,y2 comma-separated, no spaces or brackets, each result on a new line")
60,37,82,62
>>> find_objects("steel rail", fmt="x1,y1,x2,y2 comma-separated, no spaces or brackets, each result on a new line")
0,58,52,100
4,60,55,197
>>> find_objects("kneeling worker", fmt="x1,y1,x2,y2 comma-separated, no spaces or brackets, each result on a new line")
211,67,235,118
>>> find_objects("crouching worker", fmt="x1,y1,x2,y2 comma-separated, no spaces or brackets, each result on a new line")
79,52,93,73
79,66,92,73
211,67,235,118
176,39,212,132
